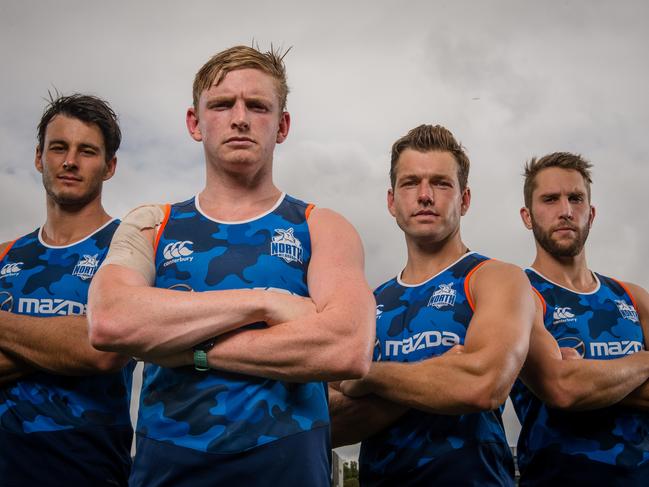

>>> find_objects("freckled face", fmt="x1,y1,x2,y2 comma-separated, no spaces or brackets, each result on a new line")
187,68,290,176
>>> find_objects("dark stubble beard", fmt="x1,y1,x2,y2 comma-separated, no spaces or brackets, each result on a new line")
531,216,590,258
43,173,103,211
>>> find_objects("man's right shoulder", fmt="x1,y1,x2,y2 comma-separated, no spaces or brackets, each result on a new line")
121,204,169,229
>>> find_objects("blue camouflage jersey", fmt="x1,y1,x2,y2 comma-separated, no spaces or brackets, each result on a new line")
360,252,514,487
510,268,649,486
0,220,134,487
131,194,330,487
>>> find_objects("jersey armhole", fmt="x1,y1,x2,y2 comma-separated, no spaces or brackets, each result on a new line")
464,259,492,312
0,239,17,262
610,276,638,311
153,204,172,255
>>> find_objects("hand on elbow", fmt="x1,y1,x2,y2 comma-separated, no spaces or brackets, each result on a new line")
93,352,131,374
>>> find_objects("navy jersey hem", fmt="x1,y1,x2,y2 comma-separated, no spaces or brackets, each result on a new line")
520,450,649,487
360,441,514,487
130,425,331,487
0,423,132,486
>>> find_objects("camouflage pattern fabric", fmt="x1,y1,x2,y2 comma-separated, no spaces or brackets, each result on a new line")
0,220,134,484
511,268,649,483
360,252,514,486
139,194,329,455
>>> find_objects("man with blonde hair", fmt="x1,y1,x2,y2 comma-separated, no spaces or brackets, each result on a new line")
330,124,535,486
511,152,649,486
88,45,374,486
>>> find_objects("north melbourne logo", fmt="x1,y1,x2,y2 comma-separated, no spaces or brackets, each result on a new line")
376,304,384,320
553,307,577,323
428,283,456,309
163,241,194,267
615,300,639,323
0,262,23,280
72,254,99,281
270,228,303,264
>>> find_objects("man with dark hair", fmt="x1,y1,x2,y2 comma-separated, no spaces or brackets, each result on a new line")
88,45,374,486
511,152,649,486
330,124,535,486
0,93,134,485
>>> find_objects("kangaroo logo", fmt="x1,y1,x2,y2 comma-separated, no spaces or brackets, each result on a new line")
428,283,456,309
615,300,639,323
270,228,303,264
72,254,100,281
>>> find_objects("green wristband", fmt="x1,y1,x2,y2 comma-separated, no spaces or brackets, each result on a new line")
193,349,210,372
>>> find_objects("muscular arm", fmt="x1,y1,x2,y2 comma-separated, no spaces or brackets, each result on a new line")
341,262,534,414
329,383,407,448
0,240,127,376
619,282,649,410
520,284,649,411
88,219,315,358
202,209,375,381
0,311,129,375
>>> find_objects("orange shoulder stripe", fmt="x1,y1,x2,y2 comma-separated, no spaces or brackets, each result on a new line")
153,204,172,255
464,259,491,312
305,203,315,220
0,239,17,262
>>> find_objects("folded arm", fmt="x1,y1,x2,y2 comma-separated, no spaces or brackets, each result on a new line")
520,282,649,411
202,208,375,382
88,208,315,358
0,240,127,376
0,310,129,375
341,261,535,414
618,282,649,410
329,382,407,448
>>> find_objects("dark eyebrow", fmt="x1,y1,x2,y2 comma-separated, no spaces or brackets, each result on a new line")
79,143,101,152
47,139,68,147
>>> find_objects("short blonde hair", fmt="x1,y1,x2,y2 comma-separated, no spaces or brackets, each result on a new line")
192,45,290,111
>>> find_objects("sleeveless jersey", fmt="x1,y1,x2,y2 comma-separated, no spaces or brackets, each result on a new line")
0,220,134,486
132,194,329,486
511,268,649,485
360,252,514,486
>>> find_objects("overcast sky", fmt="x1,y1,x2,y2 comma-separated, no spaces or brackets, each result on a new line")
2,0,648,458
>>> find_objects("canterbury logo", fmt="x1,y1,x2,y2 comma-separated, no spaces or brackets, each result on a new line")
163,241,194,260
553,307,575,321
0,291,13,311
0,262,23,278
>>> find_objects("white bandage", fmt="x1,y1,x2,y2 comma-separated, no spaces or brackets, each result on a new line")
101,205,166,285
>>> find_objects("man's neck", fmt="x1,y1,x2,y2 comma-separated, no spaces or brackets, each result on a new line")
401,232,468,284
41,197,111,246
200,157,283,221
530,247,596,293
